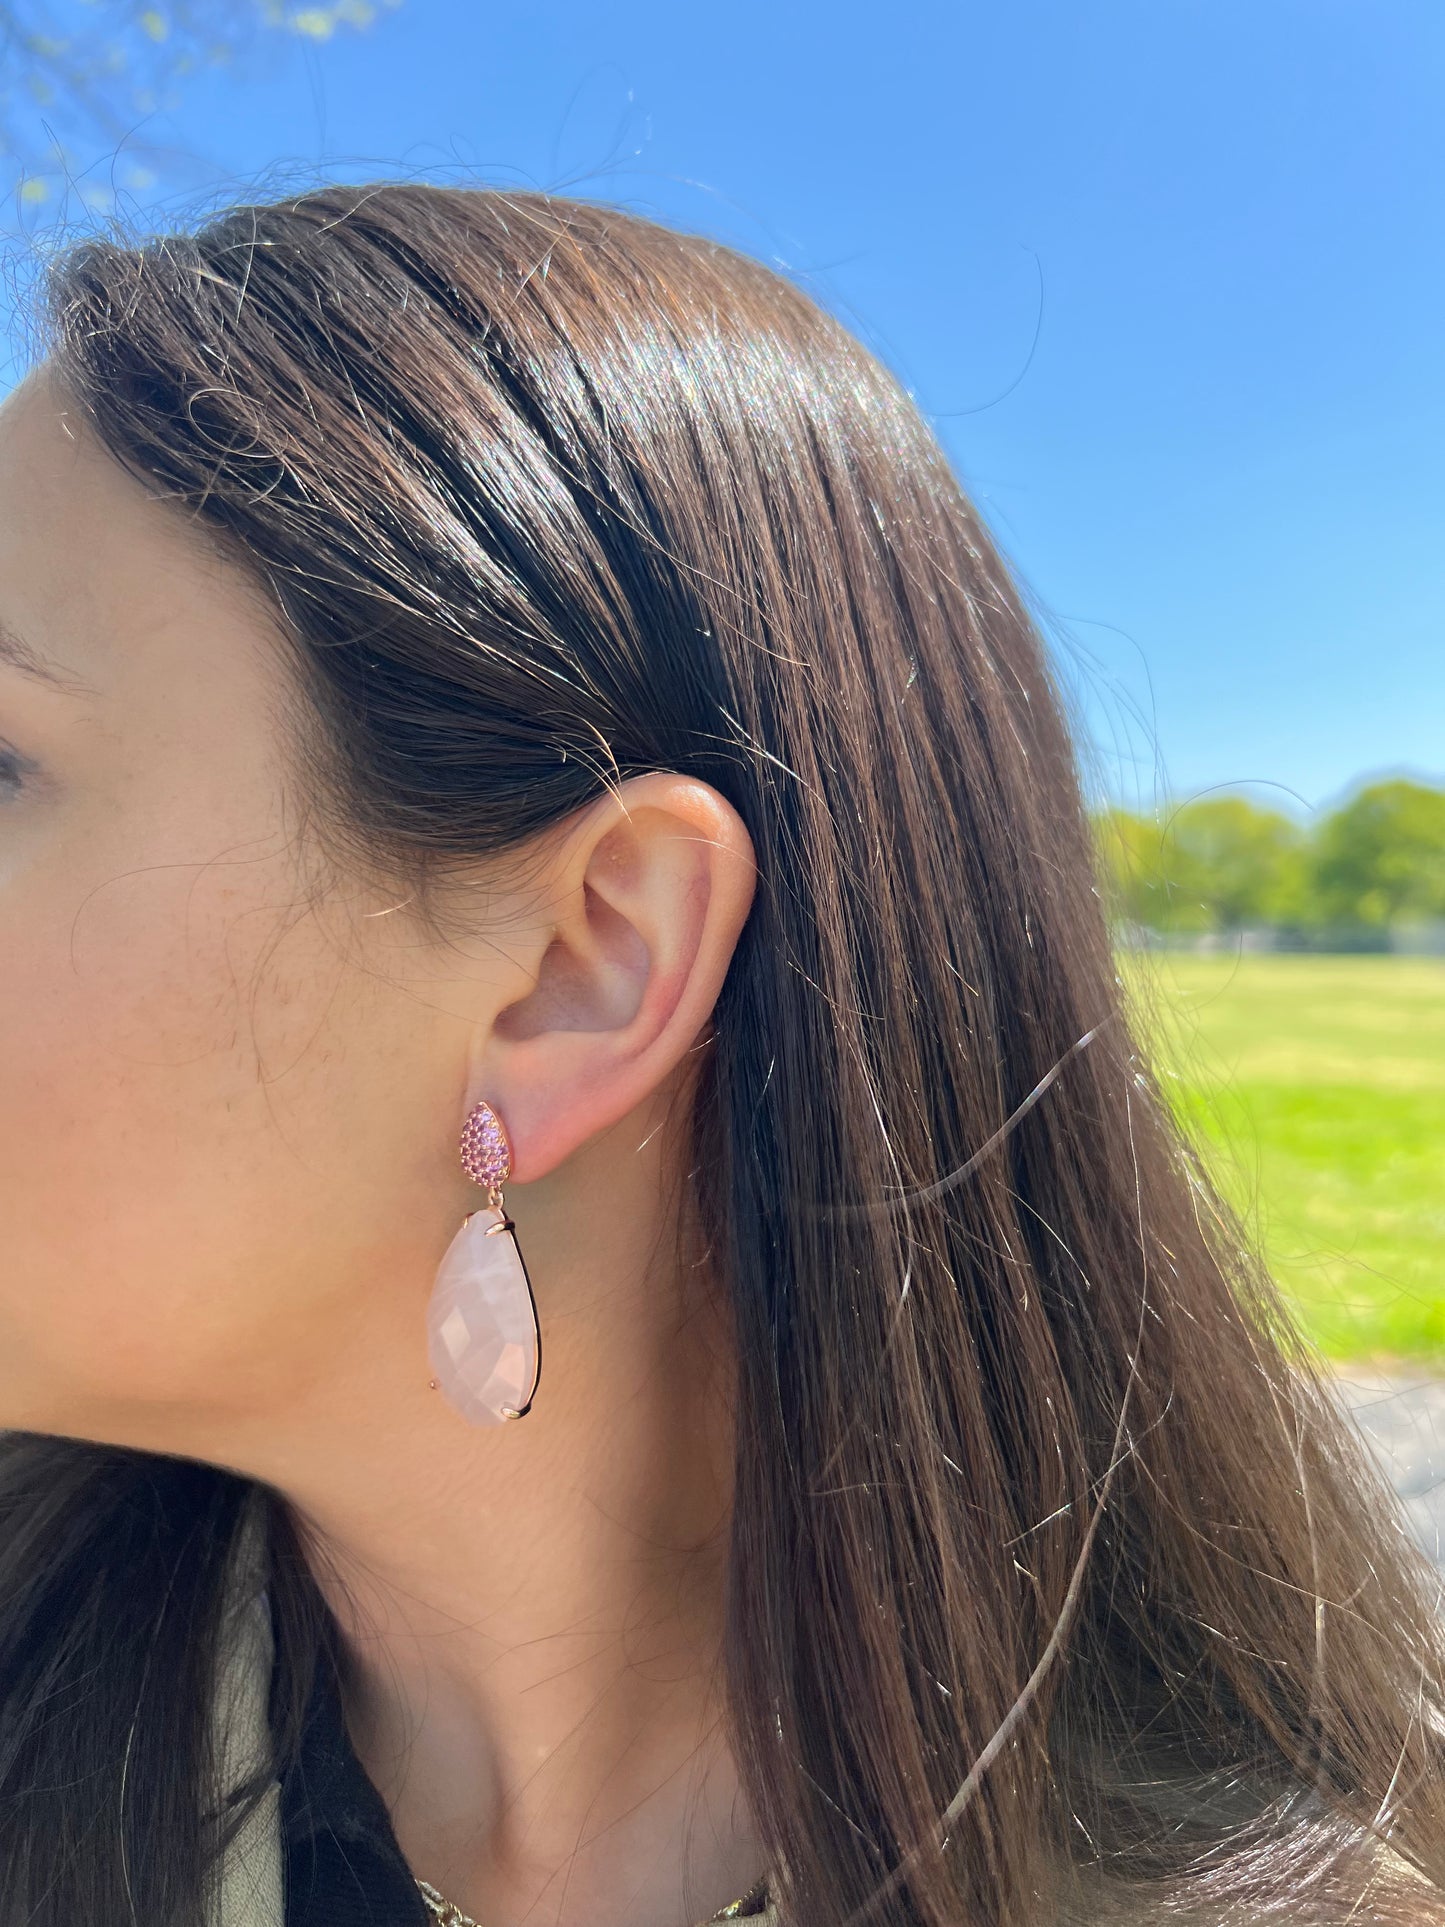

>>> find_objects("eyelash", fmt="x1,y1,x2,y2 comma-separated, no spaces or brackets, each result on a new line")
0,747,30,798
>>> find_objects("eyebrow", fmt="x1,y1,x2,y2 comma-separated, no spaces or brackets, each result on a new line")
0,619,97,694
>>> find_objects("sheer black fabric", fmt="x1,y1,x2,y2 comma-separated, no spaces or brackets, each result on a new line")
277,1639,428,1927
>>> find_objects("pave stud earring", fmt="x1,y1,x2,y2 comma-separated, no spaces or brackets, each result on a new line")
425,1098,541,1424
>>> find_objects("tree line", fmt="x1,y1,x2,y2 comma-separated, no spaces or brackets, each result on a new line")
1095,777,1445,946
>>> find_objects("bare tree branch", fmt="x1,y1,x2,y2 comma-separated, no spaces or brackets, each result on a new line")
0,0,400,206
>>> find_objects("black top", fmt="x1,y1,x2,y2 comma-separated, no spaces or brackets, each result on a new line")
271,1619,772,1927
277,1639,429,1927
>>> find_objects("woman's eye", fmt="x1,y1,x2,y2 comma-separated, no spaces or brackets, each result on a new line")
0,746,33,799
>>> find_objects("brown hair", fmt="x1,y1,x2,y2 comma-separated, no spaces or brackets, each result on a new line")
2,182,1442,1926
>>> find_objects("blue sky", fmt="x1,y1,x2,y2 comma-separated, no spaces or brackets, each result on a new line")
4,0,1442,815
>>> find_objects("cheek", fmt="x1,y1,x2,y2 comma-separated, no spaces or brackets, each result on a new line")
0,841,447,1435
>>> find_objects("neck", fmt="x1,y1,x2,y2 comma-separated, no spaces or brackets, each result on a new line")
243,1118,763,1927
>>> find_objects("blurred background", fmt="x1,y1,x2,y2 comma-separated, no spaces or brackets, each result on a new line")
2,1,1442,1494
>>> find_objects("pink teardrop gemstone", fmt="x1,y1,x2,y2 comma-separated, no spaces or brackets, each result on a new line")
426,1207,539,1425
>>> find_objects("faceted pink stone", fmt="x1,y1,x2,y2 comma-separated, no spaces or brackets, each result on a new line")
426,1206,539,1425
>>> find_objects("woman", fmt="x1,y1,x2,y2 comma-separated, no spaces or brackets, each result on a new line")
0,182,1440,1927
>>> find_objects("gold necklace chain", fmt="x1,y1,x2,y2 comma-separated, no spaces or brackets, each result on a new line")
414,1874,769,1926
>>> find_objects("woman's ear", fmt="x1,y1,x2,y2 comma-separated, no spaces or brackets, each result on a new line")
471,772,757,1185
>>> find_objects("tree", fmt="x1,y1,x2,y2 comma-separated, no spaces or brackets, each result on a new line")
1311,779,1445,928
1096,796,1308,935
1161,796,1308,930
1096,779,1445,941
1095,807,1197,933
1,1,398,208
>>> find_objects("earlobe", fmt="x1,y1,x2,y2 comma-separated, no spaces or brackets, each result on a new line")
472,773,756,1188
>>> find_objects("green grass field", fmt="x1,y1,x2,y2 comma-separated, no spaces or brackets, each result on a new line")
1124,954,1445,1362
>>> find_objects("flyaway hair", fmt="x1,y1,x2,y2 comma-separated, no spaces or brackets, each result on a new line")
0,183,1441,1925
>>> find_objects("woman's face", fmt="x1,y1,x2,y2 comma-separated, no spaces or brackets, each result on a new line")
0,371,492,1457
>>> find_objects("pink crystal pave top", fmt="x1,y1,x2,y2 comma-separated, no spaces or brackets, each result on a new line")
459,1098,512,1199
425,1097,542,1425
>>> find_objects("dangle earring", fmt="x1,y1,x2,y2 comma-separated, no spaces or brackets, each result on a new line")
425,1098,541,1425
